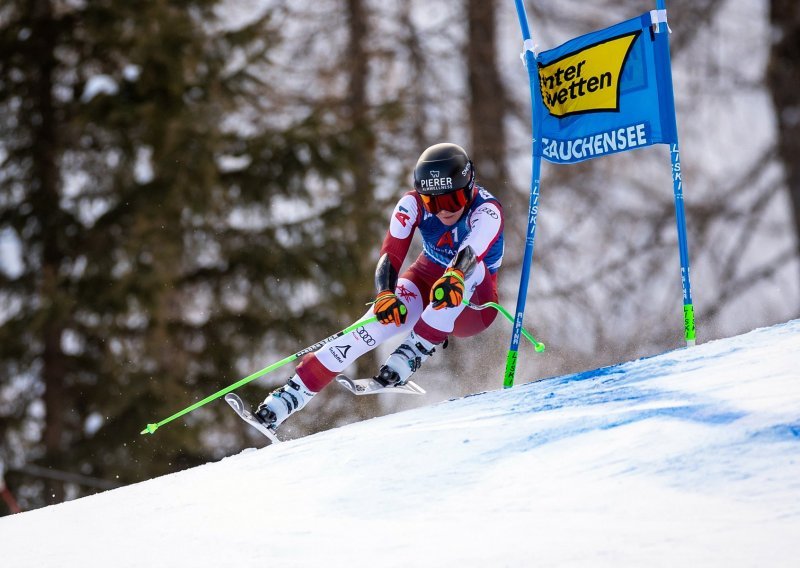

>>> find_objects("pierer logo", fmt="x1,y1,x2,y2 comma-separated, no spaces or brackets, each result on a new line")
421,170,453,191
539,31,640,118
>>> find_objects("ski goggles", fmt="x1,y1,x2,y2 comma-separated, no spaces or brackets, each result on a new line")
419,186,472,214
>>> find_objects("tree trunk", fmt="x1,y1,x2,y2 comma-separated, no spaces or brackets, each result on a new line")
31,0,67,504
344,0,381,407
467,0,508,199
767,0,800,283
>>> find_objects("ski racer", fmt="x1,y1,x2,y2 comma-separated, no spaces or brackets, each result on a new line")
254,142,505,429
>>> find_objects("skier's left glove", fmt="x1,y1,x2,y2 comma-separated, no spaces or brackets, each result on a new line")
430,269,465,310
373,290,408,326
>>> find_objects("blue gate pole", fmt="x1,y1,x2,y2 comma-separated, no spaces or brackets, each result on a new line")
654,0,696,346
504,0,545,388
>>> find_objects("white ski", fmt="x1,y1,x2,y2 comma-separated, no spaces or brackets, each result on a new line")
336,374,426,396
224,393,281,444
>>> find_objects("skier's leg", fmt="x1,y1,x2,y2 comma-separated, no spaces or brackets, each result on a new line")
298,277,425,389
415,260,487,343
451,270,499,338
255,278,425,428
377,262,488,385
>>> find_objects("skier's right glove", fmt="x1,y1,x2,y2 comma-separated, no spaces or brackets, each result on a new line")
373,290,407,326
431,269,465,309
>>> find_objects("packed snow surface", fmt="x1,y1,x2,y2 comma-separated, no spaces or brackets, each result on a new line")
2,320,799,567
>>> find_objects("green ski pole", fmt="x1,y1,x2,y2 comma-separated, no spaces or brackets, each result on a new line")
140,314,383,436
466,300,545,352
141,300,538,436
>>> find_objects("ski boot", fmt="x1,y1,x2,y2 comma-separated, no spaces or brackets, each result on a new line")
255,375,315,429
376,330,438,386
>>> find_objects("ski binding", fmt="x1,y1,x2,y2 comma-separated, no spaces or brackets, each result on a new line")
336,374,425,396
225,393,281,444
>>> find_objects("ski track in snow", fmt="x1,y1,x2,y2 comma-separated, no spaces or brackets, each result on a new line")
1,321,799,567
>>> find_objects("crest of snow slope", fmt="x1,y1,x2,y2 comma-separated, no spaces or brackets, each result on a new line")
2,321,799,567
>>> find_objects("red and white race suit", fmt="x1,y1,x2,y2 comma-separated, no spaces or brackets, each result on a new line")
295,185,504,392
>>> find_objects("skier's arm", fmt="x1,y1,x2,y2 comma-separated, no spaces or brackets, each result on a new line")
373,253,405,325
372,193,420,325
374,253,398,293
430,245,477,308
450,245,478,279
377,192,419,277
431,201,502,309
457,201,503,276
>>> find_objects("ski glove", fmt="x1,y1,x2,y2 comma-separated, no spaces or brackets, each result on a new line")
373,290,407,326
431,269,465,310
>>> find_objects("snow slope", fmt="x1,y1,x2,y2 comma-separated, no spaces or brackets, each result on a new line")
2,321,799,567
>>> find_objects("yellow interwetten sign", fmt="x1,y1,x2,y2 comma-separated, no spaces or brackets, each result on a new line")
539,31,640,117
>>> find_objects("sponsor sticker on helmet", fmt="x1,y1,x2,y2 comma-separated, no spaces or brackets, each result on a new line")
420,175,454,191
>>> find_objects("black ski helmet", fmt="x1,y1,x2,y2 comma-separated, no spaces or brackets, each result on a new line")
413,143,475,197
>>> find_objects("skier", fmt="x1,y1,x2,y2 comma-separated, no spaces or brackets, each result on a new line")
254,142,505,429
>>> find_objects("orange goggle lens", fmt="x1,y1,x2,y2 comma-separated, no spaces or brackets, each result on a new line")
420,187,471,214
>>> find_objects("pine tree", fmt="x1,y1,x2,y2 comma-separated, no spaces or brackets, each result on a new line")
0,0,390,510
